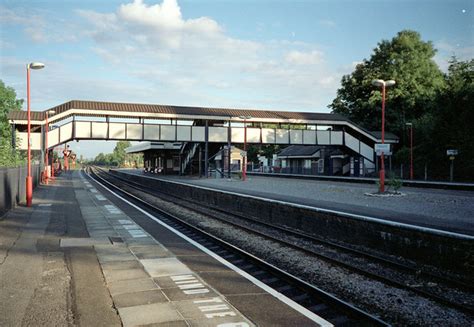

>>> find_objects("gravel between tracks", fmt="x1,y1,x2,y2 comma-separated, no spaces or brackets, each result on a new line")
113,178,473,327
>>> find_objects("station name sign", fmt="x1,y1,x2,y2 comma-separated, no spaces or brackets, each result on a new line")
446,149,458,156
375,143,391,156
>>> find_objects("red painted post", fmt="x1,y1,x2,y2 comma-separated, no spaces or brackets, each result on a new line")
410,125,414,180
243,119,247,181
26,65,32,206
379,83,386,193
44,112,49,184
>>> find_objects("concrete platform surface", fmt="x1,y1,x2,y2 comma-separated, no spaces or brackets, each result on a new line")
1,170,325,327
122,170,474,235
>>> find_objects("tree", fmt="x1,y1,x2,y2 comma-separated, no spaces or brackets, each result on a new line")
0,80,24,167
330,30,445,136
426,58,474,180
112,141,131,166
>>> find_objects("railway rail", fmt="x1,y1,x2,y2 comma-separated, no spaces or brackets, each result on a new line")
104,168,474,315
87,166,389,326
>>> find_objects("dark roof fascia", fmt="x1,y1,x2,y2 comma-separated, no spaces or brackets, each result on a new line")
8,100,349,123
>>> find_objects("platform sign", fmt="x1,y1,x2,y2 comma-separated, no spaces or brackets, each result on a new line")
375,143,391,156
446,149,458,156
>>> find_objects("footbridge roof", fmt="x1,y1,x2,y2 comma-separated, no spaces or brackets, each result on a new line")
8,100,349,124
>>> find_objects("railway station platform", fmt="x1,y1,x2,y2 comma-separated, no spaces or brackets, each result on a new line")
120,169,474,236
0,171,327,327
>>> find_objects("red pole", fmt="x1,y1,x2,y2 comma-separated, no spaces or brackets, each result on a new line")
44,113,49,184
410,125,414,180
379,83,386,193
26,65,33,207
242,119,247,181
64,144,69,171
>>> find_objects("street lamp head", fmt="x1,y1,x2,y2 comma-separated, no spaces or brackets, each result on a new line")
405,122,413,127
372,79,396,87
28,62,45,70
372,79,384,87
238,115,252,120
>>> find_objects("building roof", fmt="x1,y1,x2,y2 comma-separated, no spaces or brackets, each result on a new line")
277,145,322,157
125,142,182,153
370,131,399,141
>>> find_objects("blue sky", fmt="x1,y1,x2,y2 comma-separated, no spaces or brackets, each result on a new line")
1,0,472,158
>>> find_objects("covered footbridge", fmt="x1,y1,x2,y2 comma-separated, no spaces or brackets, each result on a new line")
8,100,398,175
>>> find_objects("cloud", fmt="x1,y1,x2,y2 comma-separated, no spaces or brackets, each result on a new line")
0,5,79,43
319,19,336,28
285,50,324,65
3,0,342,112
433,40,474,71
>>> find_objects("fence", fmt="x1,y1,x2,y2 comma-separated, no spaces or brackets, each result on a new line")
0,165,41,215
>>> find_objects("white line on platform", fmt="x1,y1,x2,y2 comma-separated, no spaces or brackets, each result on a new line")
38,203,52,207
87,171,333,327
95,194,107,201
104,204,121,214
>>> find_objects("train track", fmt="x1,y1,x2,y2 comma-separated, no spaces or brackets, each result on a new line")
100,168,474,316
87,166,389,326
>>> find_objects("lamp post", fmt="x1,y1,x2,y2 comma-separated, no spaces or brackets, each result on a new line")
26,62,45,207
372,79,395,193
406,122,413,180
44,110,55,184
238,115,252,181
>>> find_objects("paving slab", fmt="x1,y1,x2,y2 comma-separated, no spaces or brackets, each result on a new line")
177,253,230,272
129,245,172,259
198,271,267,296
113,290,168,308
97,251,136,263
118,302,184,327
174,298,254,326
60,237,111,247
101,260,143,271
108,278,159,296
103,267,150,282
141,258,193,277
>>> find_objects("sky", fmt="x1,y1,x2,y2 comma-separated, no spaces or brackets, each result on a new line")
1,0,473,158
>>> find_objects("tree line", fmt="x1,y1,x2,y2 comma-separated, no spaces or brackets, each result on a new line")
330,30,473,181
86,141,143,168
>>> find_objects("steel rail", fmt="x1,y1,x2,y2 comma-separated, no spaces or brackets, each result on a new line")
87,166,389,326
101,167,473,315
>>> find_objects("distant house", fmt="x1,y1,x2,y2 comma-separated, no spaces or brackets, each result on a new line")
213,145,244,173
276,145,367,176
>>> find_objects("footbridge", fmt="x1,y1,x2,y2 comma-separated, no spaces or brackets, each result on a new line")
8,100,397,171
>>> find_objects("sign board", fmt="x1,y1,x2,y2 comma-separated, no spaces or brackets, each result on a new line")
446,149,458,156
449,156,455,160
375,143,391,156
240,151,247,157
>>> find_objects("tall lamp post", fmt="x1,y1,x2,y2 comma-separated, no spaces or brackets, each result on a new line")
239,115,252,181
26,62,45,207
44,110,55,184
406,122,413,180
372,79,395,193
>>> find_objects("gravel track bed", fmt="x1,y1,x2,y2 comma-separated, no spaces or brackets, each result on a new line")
103,175,473,326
